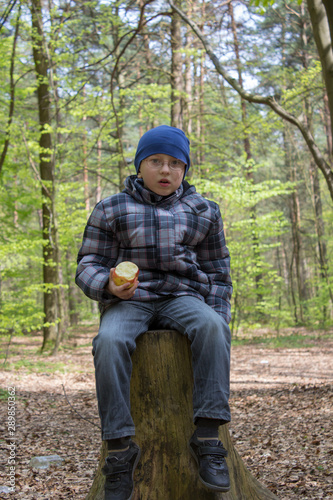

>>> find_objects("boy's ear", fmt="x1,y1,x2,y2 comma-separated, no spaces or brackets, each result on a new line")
137,170,142,178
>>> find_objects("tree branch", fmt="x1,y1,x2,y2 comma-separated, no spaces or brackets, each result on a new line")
168,0,333,202
0,4,20,177
62,384,101,430
0,0,18,32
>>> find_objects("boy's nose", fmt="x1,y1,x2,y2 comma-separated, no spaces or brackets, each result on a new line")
160,162,171,171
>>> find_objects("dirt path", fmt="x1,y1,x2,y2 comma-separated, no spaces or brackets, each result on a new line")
0,326,332,499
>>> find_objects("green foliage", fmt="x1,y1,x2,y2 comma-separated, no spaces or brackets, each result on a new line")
0,0,331,348
0,232,45,335
193,157,297,335
250,0,276,7
250,0,303,9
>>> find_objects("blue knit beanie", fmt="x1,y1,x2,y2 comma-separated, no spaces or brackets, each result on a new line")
134,125,191,176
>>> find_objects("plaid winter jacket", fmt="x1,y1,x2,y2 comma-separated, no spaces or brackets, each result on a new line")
75,175,232,323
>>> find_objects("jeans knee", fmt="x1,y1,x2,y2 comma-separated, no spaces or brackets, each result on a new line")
207,326,228,349
193,315,230,351
93,329,131,360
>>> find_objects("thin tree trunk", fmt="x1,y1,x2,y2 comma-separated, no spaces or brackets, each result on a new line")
192,2,205,167
83,88,90,215
97,123,102,203
283,129,302,324
322,91,333,160
229,1,263,309
309,159,333,314
66,249,80,326
275,246,283,334
193,56,201,166
112,6,126,190
184,0,193,137
171,0,183,128
290,165,305,323
0,5,20,177
229,2,251,163
281,241,298,324
199,47,205,163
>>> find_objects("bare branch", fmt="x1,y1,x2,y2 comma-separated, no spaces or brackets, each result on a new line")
62,384,101,429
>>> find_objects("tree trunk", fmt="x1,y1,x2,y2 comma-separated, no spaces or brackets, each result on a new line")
83,93,90,215
229,1,252,163
30,0,59,348
283,128,305,324
229,1,263,311
289,166,305,323
86,330,278,500
111,3,129,190
307,0,333,155
183,0,193,137
171,0,184,128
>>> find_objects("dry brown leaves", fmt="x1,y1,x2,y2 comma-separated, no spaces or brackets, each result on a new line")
0,326,332,499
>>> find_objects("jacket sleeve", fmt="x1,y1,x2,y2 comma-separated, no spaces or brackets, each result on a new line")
75,200,119,303
196,203,232,324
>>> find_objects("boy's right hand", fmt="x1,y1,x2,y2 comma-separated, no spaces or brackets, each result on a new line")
105,268,139,300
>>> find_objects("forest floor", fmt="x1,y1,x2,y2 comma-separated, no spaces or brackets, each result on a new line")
0,324,332,500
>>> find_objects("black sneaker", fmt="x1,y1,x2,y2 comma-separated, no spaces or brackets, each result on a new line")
189,432,230,492
102,441,141,500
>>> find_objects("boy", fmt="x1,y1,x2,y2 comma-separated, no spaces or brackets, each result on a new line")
76,125,232,500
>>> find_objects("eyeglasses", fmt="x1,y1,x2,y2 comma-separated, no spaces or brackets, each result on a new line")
145,157,185,171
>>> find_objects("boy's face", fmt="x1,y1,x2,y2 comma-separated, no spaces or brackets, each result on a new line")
138,154,186,196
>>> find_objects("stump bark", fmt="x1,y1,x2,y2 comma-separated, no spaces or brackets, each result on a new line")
86,330,278,500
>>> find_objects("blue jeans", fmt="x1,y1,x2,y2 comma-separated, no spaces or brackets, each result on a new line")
92,296,231,440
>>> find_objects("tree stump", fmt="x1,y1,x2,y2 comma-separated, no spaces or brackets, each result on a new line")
86,330,278,500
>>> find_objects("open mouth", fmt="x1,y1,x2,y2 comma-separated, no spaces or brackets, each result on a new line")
159,179,171,186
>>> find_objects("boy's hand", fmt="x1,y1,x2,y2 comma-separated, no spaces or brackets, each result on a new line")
105,268,139,300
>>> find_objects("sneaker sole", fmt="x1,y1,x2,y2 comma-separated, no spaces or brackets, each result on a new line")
188,444,231,493
128,447,141,500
